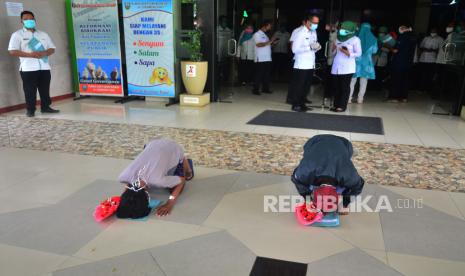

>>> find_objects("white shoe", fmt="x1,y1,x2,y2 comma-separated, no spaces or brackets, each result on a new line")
348,99,353,104
357,99,363,104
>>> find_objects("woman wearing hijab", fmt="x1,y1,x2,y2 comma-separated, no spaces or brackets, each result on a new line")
330,21,362,112
349,23,378,104
236,24,255,85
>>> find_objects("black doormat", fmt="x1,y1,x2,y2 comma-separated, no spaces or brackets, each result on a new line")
250,257,307,276
247,110,384,135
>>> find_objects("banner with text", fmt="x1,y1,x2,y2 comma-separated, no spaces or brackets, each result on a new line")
122,0,175,97
69,0,124,96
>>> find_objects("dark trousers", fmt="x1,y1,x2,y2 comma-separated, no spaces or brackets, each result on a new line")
289,69,314,107
332,74,353,110
20,70,52,113
272,53,289,80
238,59,254,83
324,66,333,98
389,70,409,100
253,62,272,93
418,62,436,92
374,66,387,91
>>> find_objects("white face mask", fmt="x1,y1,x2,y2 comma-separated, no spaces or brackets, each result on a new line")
446,27,454,33
431,33,437,37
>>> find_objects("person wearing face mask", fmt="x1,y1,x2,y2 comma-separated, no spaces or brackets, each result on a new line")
387,25,416,102
253,20,278,95
418,27,444,94
288,15,321,112
8,11,59,117
236,24,256,85
373,26,395,91
330,21,362,112
271,25,291,81
349,23,378,104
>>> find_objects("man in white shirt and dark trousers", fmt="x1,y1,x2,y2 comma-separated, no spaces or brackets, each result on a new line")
418,28,443,94
253,20,277,95
289,15,321,112
8,11,59,117
286,17,306,103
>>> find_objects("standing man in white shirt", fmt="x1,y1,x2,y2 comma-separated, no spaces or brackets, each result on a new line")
289,15,321,112
418,28,444,94
286,17,306,103
271,25,291,80
289,18,306,48
252,20,277,95
8,11,59,117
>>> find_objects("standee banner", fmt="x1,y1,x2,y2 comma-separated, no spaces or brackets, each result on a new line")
122,0,175,97
69,0,124,96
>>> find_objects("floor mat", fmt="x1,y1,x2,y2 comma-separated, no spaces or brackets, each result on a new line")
247,110,384,135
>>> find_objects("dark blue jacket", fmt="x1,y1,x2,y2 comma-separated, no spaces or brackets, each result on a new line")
292,135,364,202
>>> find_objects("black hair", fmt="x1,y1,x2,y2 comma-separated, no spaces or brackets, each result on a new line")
260,20,273,29
20,11,35,19
116,187,151,219
305,14,319,22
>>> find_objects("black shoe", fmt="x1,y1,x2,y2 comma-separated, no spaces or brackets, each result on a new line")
305,99,312,104
262,90,272,94
252,91,261,95
292,106,308,112
41,107,60,113
301,105,313,111
26,111,35,117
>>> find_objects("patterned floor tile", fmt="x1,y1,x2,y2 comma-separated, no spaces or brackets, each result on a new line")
53,250,164,276
250,257,307,276
0,243,68,276
149,231,256,276
205,183,353,263
74,219,218,261
0,180,121,255
306,248,401,276
387,252,465,276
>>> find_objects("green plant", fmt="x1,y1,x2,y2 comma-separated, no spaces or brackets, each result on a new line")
181,29,203,62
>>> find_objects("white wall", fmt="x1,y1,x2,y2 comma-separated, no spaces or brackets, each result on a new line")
0,0,72,110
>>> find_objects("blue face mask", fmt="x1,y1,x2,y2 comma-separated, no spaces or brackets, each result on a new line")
23,19,36,29
339,29,350,36
310,24,318,31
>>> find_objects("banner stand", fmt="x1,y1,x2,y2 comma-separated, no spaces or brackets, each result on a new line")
165,97,179,107
67,0,125,98
114,95,145,104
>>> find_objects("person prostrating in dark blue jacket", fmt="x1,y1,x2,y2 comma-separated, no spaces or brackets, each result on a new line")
291,135,365,215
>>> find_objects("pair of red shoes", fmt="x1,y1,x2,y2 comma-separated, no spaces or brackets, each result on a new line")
93,196,121,222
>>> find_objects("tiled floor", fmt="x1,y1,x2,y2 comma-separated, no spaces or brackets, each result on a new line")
1,85,465,275
0,149,464,275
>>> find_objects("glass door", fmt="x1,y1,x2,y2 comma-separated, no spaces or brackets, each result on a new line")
216,0,238,102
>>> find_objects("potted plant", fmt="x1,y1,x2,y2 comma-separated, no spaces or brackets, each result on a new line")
180,28,208,95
